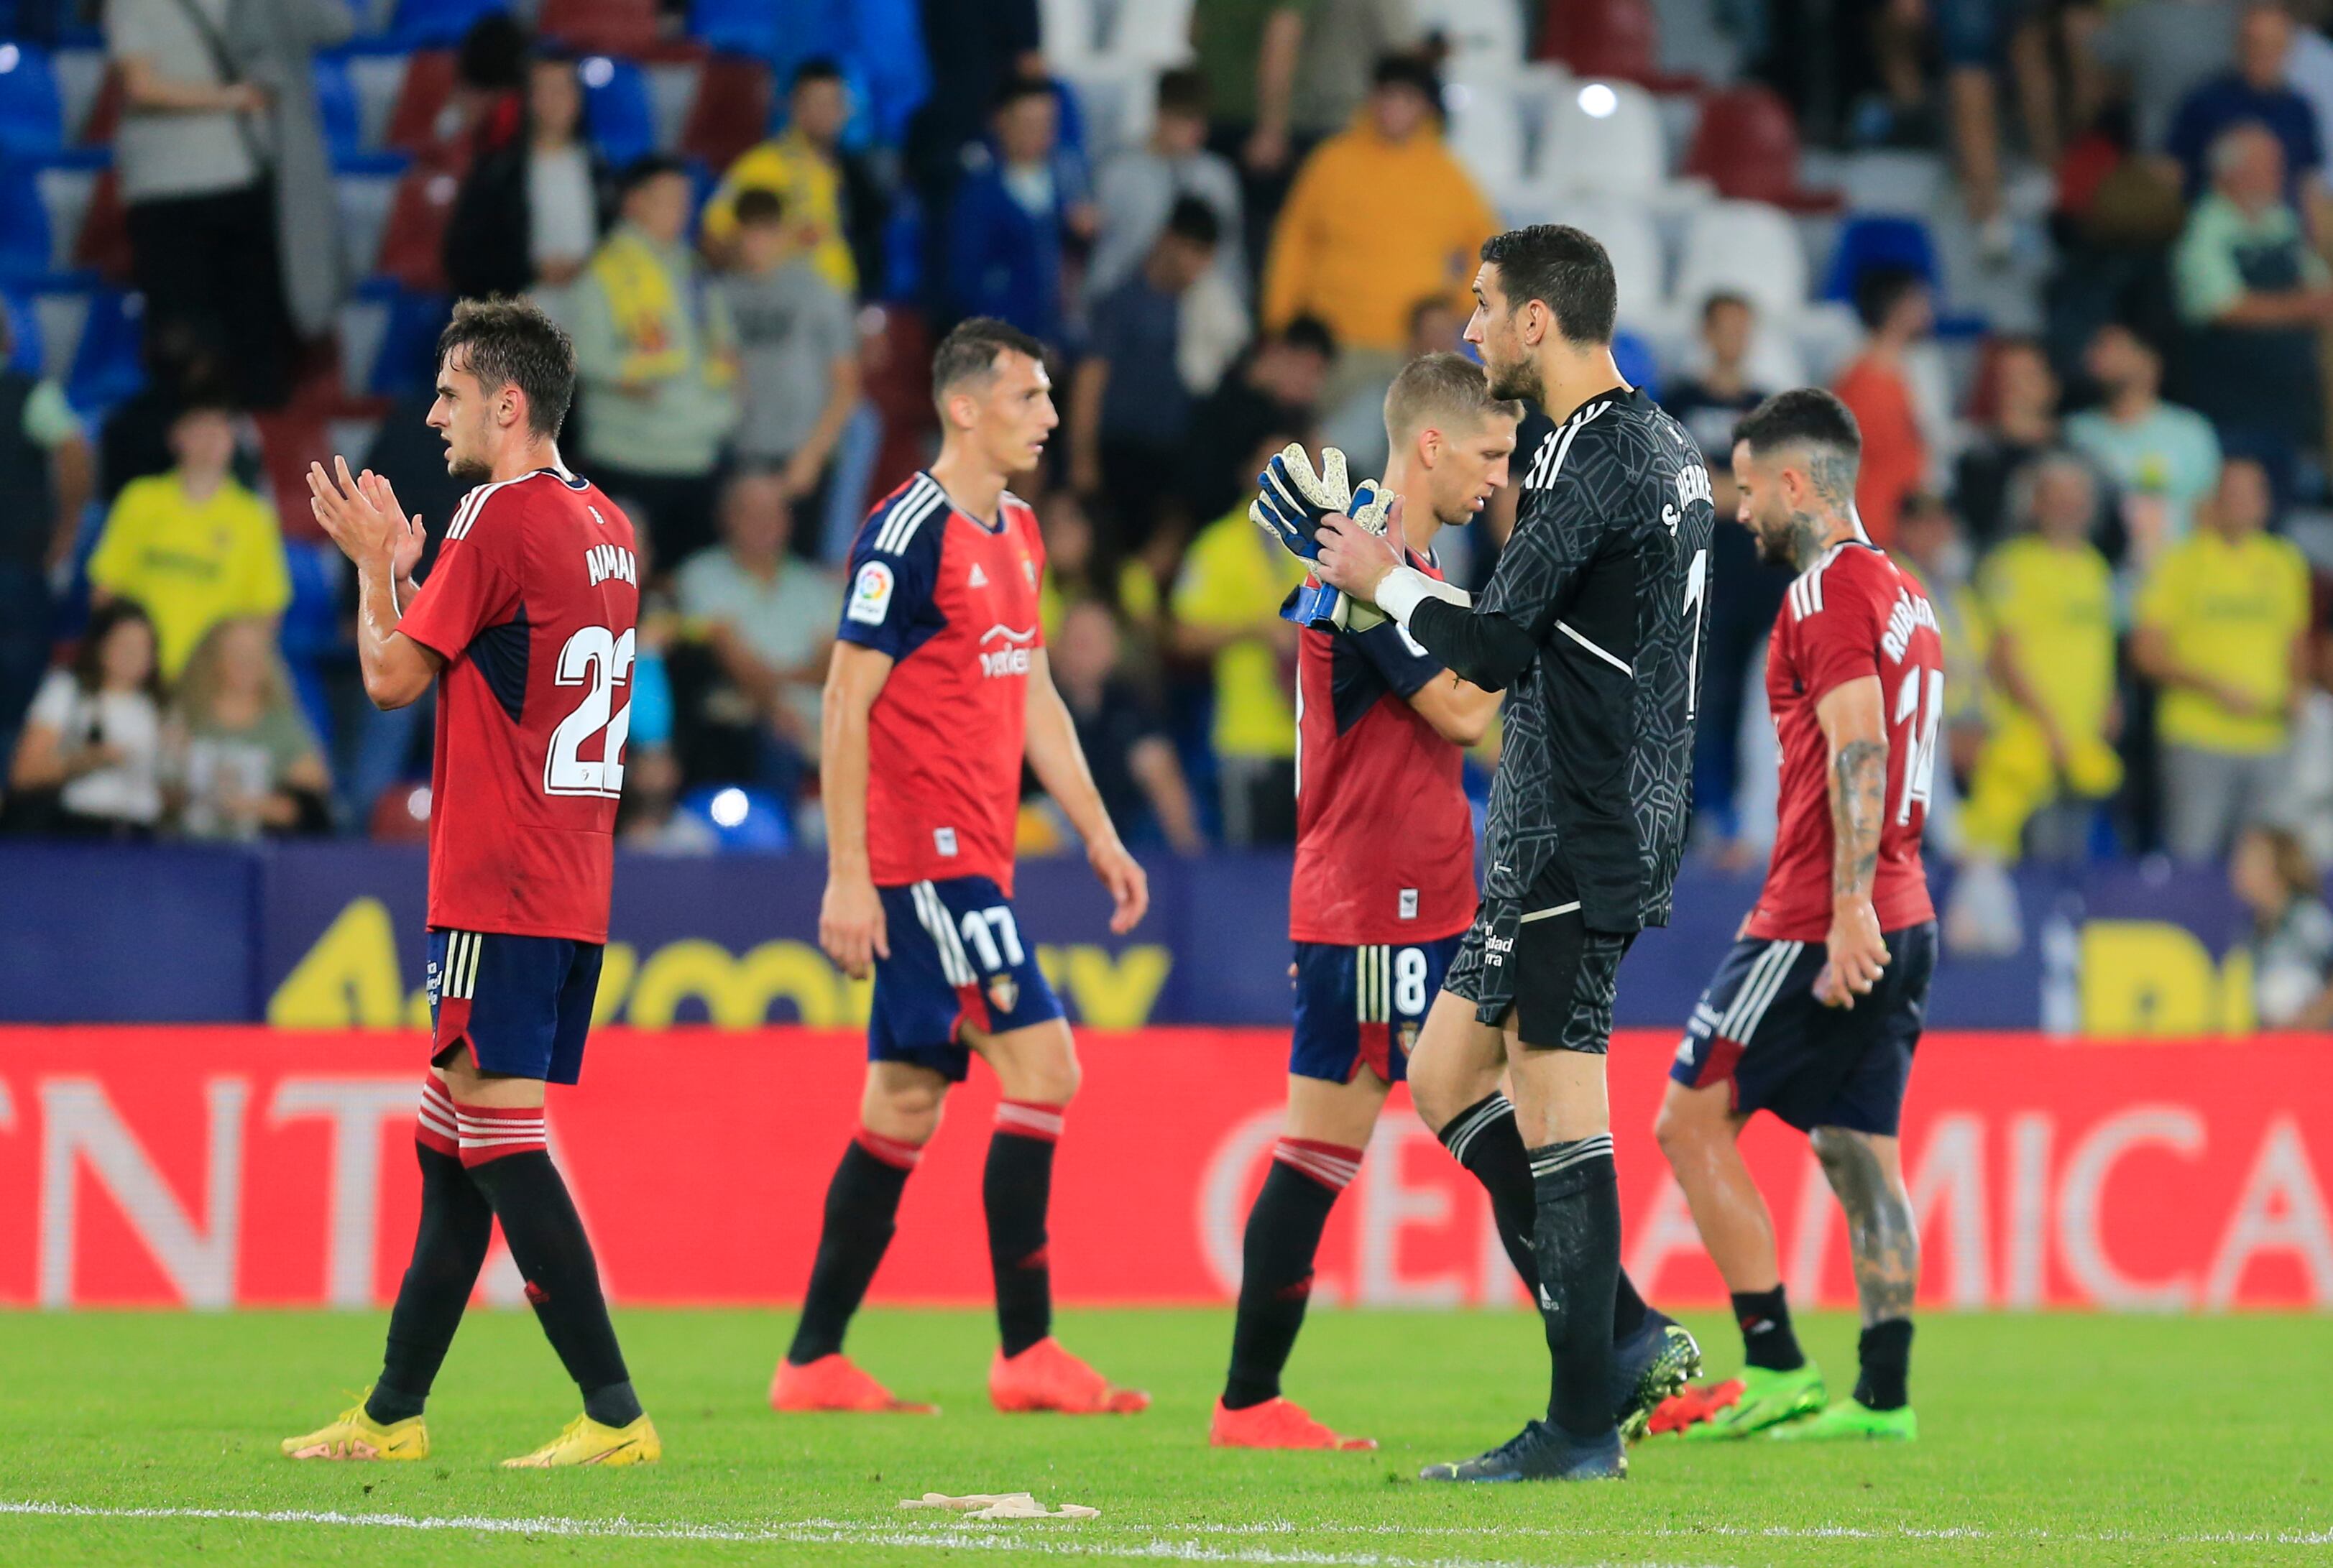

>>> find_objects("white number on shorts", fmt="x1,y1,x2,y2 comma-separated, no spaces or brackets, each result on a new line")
958,905,1026,970
544,624,635,798
1394,946,1429,1015
1893,665,1945,827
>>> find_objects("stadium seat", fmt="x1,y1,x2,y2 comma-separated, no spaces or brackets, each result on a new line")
2,288,40,372
1039,0,1102,72
1536,0,1698,91
1612,328,1660,401
540,0,659,58
1683,85,1840,213
678,785,793,852
1110,0,1193,65
71,165,130,281
0,41,65,160
1533,79,1670,206
1414,0,1525,64
375,167,459,290
1823,213,1940,304
0,165,53,282
579,53,658,169
367,285,452,395
1557,198,1667,333
390,0,510,49
689,0,781,57
254,410,336,540
76,59,119,144
383,50,457,156
1444,75,1527,206
1672,199,1808,328
64,285,144,410
679,54,771,170
312,55,404,172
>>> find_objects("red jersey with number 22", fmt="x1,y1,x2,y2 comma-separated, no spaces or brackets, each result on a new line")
837,471,1045,895
397,467,639,944
1747,540,1942,943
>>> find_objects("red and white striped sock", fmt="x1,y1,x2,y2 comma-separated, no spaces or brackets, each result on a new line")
1271,1136,1364,1192
454,1102,548,1168
415,1078,459,1158
994,1098,1065,1144
852,1125,927,1171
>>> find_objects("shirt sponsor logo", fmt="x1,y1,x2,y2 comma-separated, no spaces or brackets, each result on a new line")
978,624,1036,678
934,826,958,857
847,561,896,625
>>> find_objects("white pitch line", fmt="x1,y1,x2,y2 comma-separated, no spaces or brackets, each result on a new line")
0,1502,1719,1568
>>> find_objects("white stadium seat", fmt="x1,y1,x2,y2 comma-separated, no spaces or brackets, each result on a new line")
1533,78,1670,206
1443,75,1527,208
1672,198,1808,328
1547,196,1667,333
1413,0,1526,66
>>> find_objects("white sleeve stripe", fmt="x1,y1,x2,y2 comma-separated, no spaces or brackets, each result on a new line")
874,478,944,555
1524,400,1611,492
1555,619,1633,675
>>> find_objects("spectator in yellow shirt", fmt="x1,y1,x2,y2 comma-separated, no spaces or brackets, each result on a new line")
701,58,885,298
1960,453,2122,867
1261,55,1494,400
86,401,288,684
1172,432,1311,844
2133,456,2314,861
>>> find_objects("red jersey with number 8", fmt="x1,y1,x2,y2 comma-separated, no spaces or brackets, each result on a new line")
398,466,639,943
1747,540,1941,943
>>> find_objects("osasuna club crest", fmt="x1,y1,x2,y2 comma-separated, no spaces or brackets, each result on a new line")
987,973,1019,1014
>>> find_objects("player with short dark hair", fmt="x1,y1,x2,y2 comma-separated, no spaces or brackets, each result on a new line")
1646,387,1941,1444
1305,223,1716,1482
287,298,658,1467
1212,354,1515,1450
773,317,1152,1416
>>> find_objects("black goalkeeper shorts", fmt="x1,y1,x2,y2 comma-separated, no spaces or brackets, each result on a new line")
1445,893,1636,1054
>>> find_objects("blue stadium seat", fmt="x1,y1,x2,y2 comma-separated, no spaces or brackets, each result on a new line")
0,41,65,160
65,285,144,411
0,164,55,282
1822,214,1939,303
367,285,451,395
690,0,780,57
388,0,509,48
579,53,656,170
1613,328,1660,402
2,289,40,372
678,786,794,852
316,54,409,172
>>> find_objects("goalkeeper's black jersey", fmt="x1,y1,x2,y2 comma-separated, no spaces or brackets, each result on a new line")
1408,385,1716,933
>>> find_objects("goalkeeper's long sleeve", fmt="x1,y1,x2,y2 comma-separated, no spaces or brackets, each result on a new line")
1403,599,1542,692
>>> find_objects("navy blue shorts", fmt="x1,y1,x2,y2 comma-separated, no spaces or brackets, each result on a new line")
872,876,1064,1082
427,928,604,1086
1669,921,1938,1135
1290,934,1463,1084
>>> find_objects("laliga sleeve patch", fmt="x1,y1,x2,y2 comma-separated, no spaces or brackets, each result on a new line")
847,561,896,624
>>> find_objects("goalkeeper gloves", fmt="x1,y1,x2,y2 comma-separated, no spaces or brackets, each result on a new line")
1276,480,1394,635
1251,444,1395,634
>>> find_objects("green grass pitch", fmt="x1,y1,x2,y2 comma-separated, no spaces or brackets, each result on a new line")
1,1306,2327,1565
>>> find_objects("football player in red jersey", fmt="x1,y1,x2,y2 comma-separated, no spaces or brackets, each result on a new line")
773,318,1152,1417
286,300,658,1467
1209,354,1512,1450
1649,389,1943,1444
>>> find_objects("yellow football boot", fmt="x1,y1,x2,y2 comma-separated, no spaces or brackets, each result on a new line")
501,1411,661,1467
281,1398,428,1461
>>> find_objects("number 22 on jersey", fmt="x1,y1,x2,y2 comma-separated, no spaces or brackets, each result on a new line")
545,624,633,798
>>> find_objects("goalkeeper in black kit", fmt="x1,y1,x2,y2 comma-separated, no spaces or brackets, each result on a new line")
1298,224,1717,1482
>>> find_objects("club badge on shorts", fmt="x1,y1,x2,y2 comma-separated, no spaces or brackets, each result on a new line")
988,973,1019,1015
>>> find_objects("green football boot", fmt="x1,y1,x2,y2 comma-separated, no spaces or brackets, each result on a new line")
1767,1398,1918,1442
1677,1362,1826,1440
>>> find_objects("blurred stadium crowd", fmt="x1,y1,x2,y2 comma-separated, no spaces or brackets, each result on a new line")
1,0,2332,982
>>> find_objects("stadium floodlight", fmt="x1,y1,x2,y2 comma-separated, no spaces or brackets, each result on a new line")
1578,83,1619,119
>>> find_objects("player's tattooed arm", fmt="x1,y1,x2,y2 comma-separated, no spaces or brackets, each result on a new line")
1810,1126,1919,1324
1815,674,1890,1005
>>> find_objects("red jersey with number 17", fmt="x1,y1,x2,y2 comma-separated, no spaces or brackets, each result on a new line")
1290,553,1476,946
397,466,639,944
1747,540,1941,943
837,471,1046,895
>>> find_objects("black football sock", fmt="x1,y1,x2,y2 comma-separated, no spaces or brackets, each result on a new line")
1437,1092,1541,1291
1611,1265,1651,1341
985,1100,1065,1357
1223,1139,1362,1410
786,1130,919,1365
1529,1134,1622,1442
1731,1284,1806,1372
369,1081,492,1426
455,1103,640,1427
1854,1318,1914,1410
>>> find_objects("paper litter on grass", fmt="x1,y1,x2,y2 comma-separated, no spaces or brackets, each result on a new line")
899,1492,1099,1519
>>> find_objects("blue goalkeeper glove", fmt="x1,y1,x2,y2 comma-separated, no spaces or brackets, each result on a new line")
1249,443,1353,562
1276,480,1395,634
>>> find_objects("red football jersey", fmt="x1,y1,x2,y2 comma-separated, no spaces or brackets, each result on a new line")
1747,541,1943,943
837,471,1045,895
398,467,639,943
1290,555,1477,945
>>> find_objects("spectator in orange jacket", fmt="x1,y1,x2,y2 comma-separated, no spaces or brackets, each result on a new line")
1832,266,1936,548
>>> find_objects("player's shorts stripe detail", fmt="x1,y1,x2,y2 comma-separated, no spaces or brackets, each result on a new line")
1273,1135,1364,1191
875,476,944,554
1719,939,1804,1043
1529,1132,1614,1179
1355,945,1389,1024
909,882,975,987
456,931,484,1000
1554,619,1632,675
1519,900,1583,924
995,1099,1065,1143
1440,1092,1515,1164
